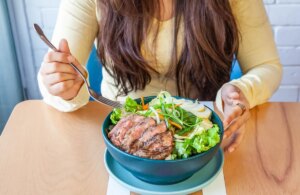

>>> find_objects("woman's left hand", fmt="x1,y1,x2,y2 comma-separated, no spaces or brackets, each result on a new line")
221,84,250,153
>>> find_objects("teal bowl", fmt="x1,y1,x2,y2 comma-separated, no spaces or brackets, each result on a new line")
102,96,223,185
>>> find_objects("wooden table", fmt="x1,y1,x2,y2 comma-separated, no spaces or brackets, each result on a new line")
0,101,299,195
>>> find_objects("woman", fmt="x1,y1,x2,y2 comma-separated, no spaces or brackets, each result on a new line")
38,0,282,153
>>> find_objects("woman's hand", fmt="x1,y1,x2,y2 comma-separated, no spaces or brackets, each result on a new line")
39,39,86,100
221,84,250,153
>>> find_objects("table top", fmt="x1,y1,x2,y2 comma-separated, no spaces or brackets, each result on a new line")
0,100,299,195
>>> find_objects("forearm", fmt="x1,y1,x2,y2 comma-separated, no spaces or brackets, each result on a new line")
229,61,282,108
215,60,282,113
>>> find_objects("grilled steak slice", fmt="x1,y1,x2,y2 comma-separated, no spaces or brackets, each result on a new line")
133,131,173,160
108,115,144,138
138,122,167,145
108,114,174,160
109,115,145,147
108,115,132,138
121,117,156,152
129,121,167,153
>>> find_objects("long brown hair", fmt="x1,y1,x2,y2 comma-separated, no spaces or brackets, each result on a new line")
97,0,239,100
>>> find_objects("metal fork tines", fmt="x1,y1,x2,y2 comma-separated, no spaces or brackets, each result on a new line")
33,23,122,108
88,89,122,108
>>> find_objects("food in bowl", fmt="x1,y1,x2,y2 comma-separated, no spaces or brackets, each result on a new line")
108,91,221,160
102,92,223,184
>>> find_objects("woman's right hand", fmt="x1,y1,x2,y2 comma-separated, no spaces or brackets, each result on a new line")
39,39,86,100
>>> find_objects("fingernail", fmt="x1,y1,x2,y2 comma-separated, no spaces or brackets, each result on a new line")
228,147,235,153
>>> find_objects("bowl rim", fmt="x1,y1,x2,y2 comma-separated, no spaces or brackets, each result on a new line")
102,96,224,163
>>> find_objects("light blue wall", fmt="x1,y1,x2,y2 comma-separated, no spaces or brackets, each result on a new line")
0,0,24,133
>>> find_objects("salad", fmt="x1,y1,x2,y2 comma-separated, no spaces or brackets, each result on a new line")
109,91,221,160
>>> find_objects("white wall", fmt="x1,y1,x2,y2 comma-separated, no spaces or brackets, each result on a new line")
264,0,300,101
23,0,300,101
25,0,60,73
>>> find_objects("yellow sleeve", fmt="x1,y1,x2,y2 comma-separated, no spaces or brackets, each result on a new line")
37,0,98,112
216,0,282,112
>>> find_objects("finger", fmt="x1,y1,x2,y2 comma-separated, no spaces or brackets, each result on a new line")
43,51,73,64
48,80,75,96
224,119,240,139
225,128,245,153
223,106,242,129
56,39,86,77
68,56,87,78
59,39,71,54
40,62,77,75
224,112,250,138
43,72,78,87
59,80,83,100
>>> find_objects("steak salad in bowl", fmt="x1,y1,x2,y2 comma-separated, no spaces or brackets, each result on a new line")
108,91,220,160
102,91,223,184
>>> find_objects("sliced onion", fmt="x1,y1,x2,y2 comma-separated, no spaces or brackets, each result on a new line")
149,106,160,124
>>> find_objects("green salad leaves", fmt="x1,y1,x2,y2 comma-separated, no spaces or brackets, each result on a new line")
110,108,122,125
110,97,142,124
172,125,220,159
124,97,142,113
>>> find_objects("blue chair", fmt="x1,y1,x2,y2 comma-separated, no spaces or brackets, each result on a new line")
86,46,102,95
86,46,243,94
230,60,243,80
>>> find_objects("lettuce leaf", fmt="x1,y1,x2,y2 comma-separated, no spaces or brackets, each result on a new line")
110,97,144,125
110,108,122,125
174,124,220,159
124,97,142,113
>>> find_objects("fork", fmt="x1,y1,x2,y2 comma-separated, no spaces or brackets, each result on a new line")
33,23,122,108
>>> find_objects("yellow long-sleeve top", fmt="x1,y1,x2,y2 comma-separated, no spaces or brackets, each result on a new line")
38,0,282,112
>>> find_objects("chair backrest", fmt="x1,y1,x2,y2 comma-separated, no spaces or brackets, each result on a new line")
230,60,243,80
86,46,243,94
86,46,102,94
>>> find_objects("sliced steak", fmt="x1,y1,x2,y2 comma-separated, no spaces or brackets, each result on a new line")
109,120,132,147
108,115,132,138
108,114,174,160
121,117,156,152
133,131,173,160
109,115,145,147
108,115,145,138
138,122,167,144
129,121,167,153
